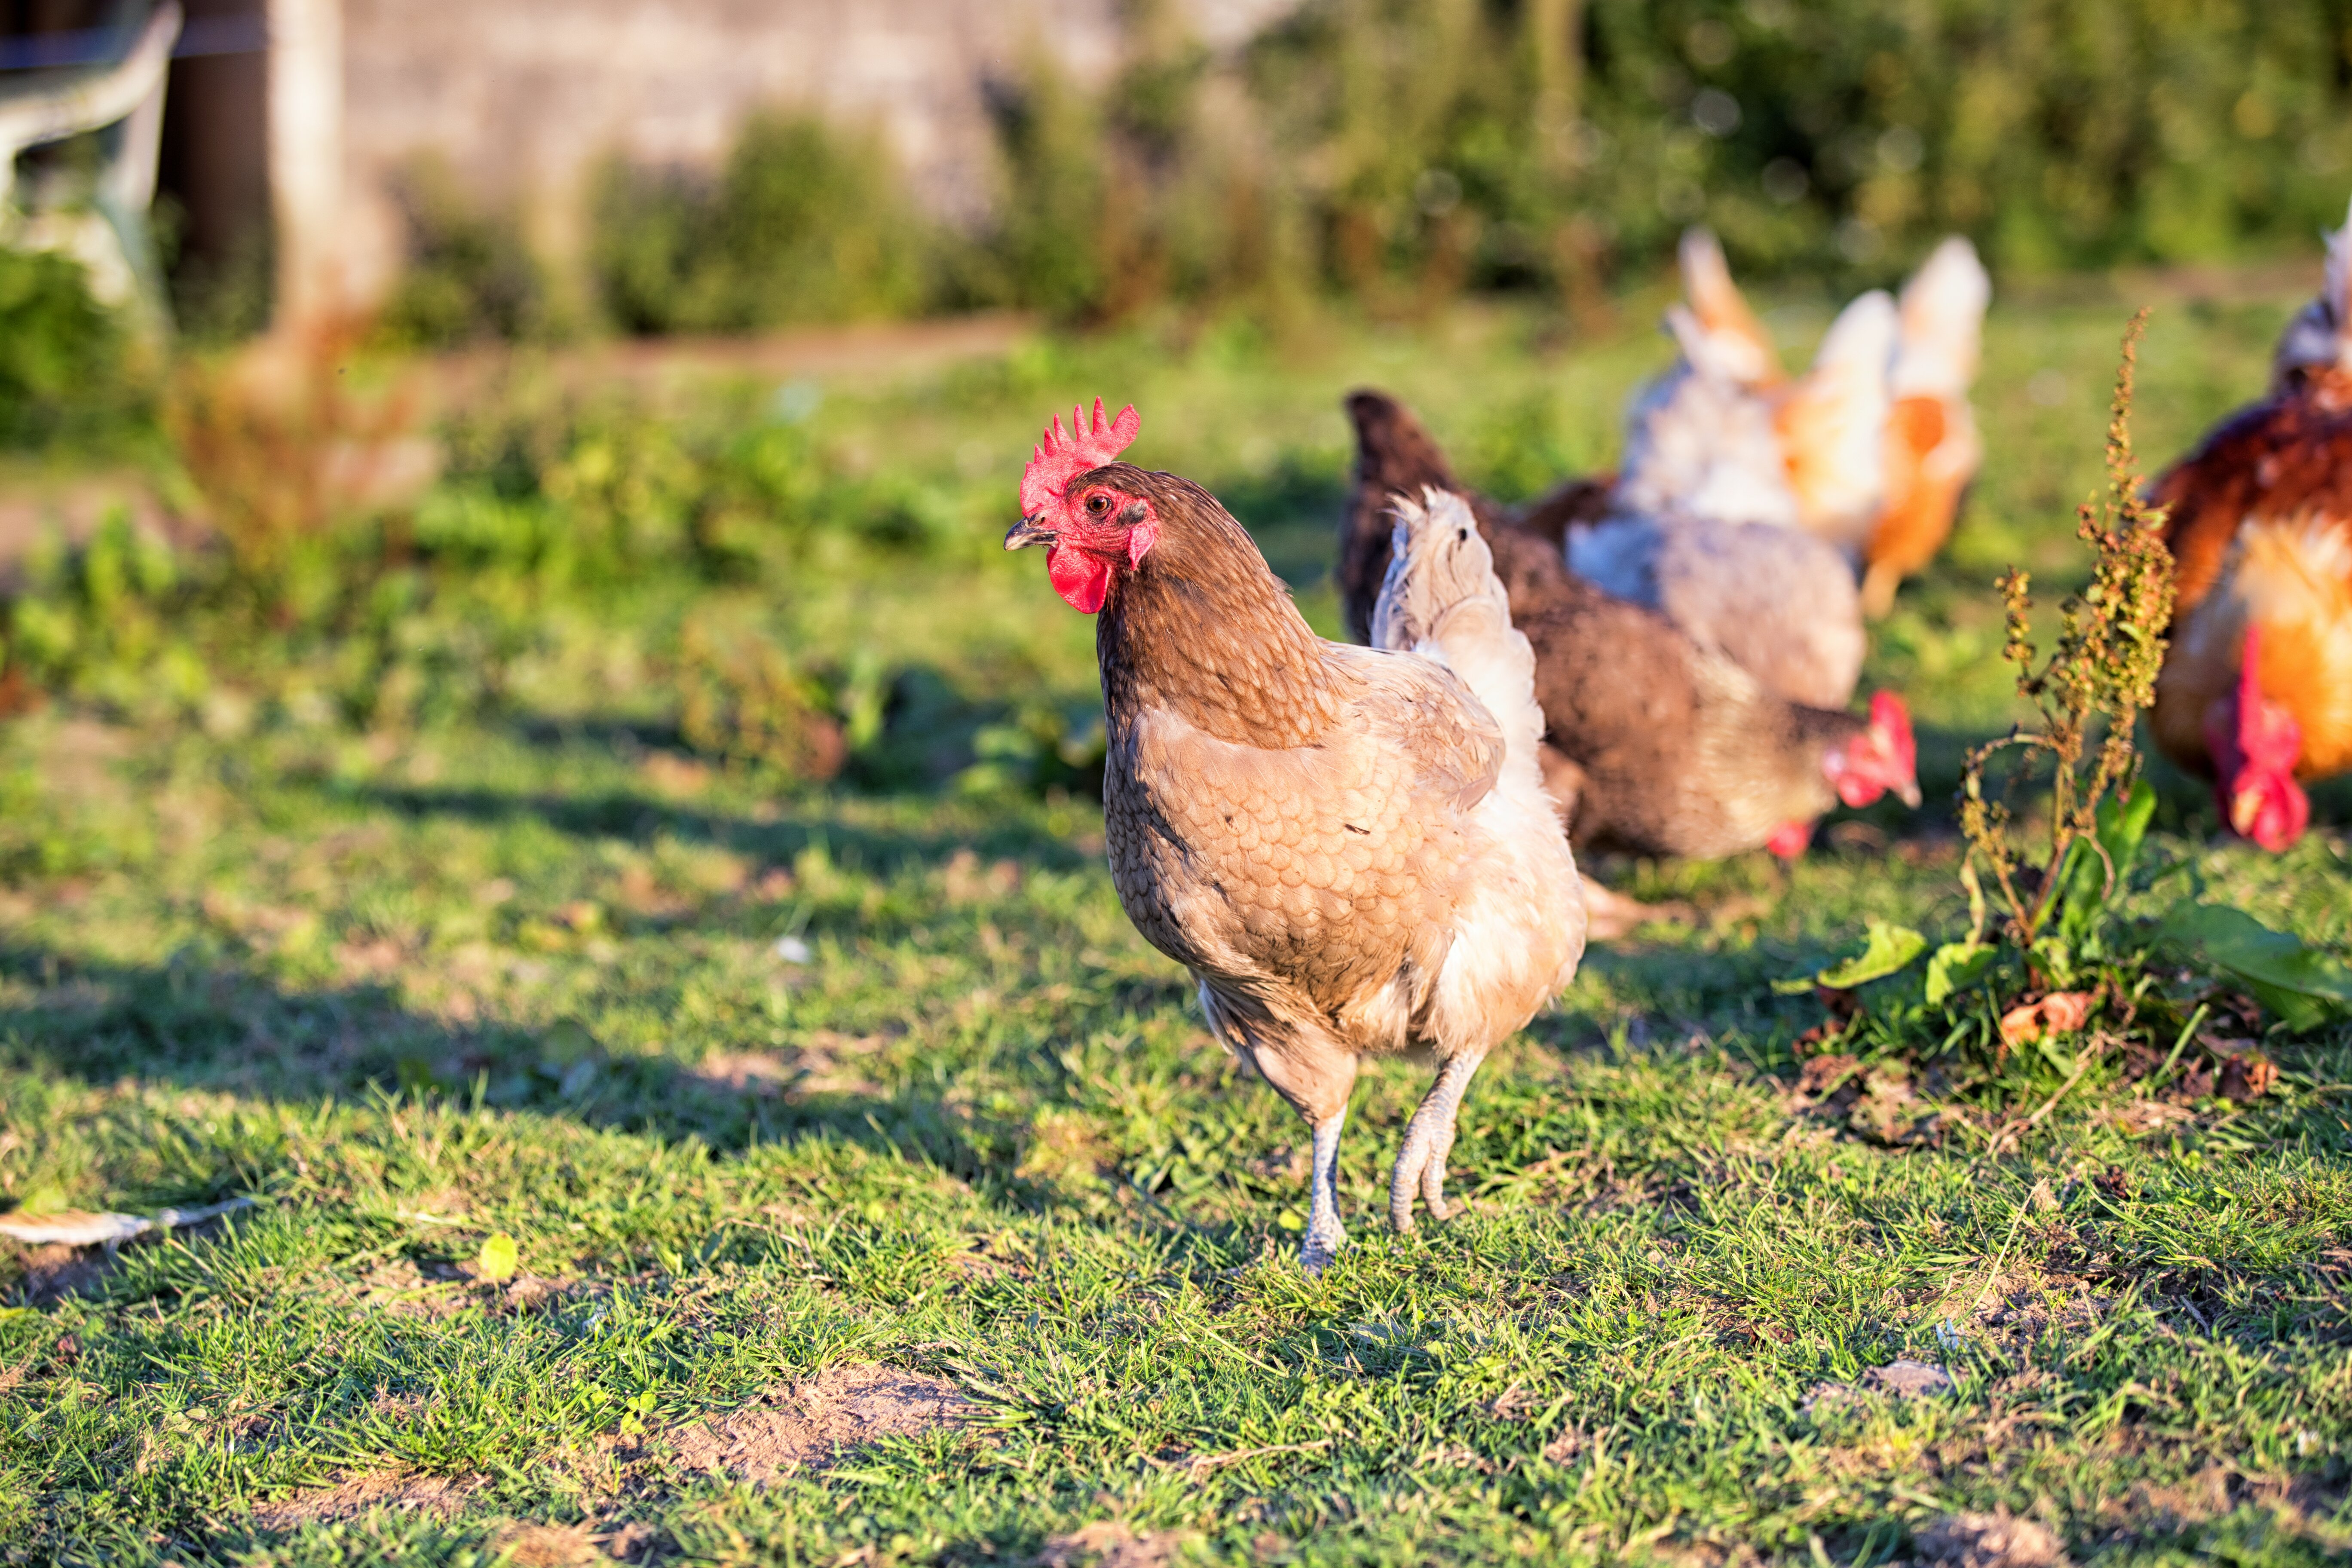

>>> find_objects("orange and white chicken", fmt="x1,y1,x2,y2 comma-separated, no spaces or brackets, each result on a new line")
1616,228,1896,543
1626,228,1991,612
2147,203,2352,850
1867,237,1993,614
1591,230,1893,710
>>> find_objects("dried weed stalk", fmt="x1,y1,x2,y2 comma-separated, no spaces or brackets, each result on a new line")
1959,310,2175,946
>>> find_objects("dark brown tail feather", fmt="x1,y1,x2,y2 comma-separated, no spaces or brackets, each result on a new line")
1341,390,1464,643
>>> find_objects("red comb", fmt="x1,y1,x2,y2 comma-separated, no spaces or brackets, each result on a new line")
1021,399,1140,518
1870,690,1915,764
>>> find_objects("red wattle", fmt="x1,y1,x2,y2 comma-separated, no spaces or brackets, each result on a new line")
2207,625,2308,851
1765,821,1813,858
1047,546,1113,614
1834,772,1881,810
2229,772,2310,852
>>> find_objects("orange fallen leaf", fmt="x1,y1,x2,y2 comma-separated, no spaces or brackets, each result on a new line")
2040,991,2094,1031
2220,1053,2277,1103
1999,990,2095,1047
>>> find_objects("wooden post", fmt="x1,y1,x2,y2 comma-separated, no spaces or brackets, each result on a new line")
1530,0,1606,329
267,0,343,333
1529,0,1582,168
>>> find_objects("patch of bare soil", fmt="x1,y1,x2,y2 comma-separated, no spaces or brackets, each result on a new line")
10,1241,115,1305
658,1364,969,1485
1914,1509,2067,1568
689,1030,889,1101
1040,1521,1202,1568
2096,1464,2350,1550
245,1467,484,1531
1801,1358,1956,1415
491,1519,659,1566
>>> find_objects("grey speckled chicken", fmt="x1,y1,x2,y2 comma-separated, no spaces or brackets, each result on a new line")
1339,389,1921,862
1005,400,1584,1274
1567,511,1865,711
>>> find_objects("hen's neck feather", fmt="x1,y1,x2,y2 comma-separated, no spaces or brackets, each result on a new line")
1090,466,1343,747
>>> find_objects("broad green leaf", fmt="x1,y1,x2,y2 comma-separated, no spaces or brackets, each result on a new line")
2098,778,2159,882
12,1181,69,1216
477,1232,520,1283
1818,922,1928,989
2057,779,2158,946
2159,902,2352,1030
1923,940,1994,1005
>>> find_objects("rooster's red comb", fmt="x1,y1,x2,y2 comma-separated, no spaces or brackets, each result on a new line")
1021,399,1140,518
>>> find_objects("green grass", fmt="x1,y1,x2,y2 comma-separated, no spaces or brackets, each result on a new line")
2,288,2350,1565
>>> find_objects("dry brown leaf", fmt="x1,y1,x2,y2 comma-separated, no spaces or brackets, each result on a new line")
2219,1052,2278,1103
2000,991,2094,1047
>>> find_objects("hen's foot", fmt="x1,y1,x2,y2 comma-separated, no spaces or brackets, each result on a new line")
1388,1050,1486,1234
1300,1109,1349,1276
1387,1119,1453,1233
1298,1222,1345,1277
1580,881,1694,941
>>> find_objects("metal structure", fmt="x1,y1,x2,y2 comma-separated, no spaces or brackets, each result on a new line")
0,1,184,335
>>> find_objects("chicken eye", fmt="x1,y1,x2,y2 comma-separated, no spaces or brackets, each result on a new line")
1086,494,1112,515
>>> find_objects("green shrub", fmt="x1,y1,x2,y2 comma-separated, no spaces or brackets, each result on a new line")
0,243,136,446
0,509,208,723
592,113,929,333
377,161,558,348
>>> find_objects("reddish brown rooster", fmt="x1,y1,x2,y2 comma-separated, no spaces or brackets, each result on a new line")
2148,211,2352,848
1007,401,1585,1272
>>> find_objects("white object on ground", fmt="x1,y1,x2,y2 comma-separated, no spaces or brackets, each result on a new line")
0,1195,256,1247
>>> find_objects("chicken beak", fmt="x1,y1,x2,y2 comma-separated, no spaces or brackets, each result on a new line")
1896,778,1923,809
2229,785,2264,839
1004,515,1057,551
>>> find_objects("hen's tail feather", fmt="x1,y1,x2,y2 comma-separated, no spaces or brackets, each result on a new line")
1676,227,1783,389
2328,196,2352,357
1778,289,1899,548
1893,236,1991,400
1372,489,1548,774
2278,196,2352,374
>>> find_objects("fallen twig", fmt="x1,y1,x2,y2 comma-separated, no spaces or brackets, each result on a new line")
1981,1053,2095,1161
1170,1438,1332,1480
0,1196,256,1247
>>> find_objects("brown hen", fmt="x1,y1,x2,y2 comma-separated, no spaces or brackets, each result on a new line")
1005,402,1585,1273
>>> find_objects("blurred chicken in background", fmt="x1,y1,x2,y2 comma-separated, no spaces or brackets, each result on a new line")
1577,229,1890,712
1868,237,1994,614
2147,200,2352,851
1612,228,1991,616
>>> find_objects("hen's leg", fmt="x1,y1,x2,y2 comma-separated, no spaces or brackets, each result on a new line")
1228,1032,1359,1276
1301,1108,1348,1276
1389,1048,1486,1233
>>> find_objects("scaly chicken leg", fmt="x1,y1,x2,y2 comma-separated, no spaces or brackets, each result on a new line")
1389,1048,1485,1231
1304,1110,1349,1274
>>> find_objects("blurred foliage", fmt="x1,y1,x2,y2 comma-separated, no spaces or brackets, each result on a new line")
0,508,205,724
163,326,428,591
591,114,930,334
959,701,1110,801
0,243,141,445
675,619,847,781
377,160,563,349
557,0,2352,333
3,347,1004,783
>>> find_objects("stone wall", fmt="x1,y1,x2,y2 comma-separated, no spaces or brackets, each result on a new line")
331,0,1299,309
